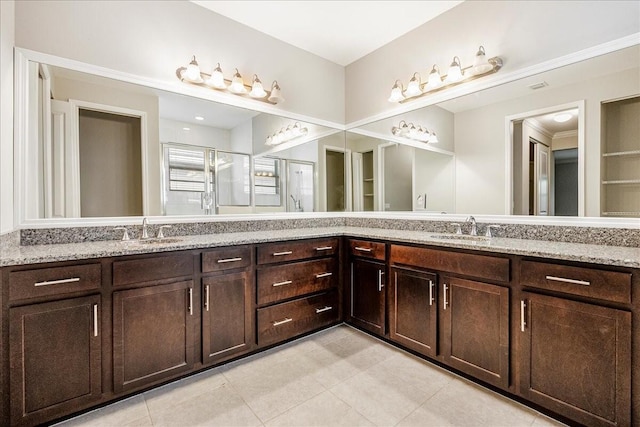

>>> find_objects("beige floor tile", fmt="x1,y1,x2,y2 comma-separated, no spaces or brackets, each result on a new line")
398,379,539,427
265,391,374,427
143,367,227,414
149,383,262,427
228,356,327,422
54,395,150,427
329,367,433,426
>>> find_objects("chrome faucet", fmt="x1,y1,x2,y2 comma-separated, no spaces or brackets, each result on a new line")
141,217,150,239
466,216,477,236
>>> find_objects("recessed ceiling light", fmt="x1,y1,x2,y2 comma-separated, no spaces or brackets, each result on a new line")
183,127,191,131
195,116,204,121
553,112,572,123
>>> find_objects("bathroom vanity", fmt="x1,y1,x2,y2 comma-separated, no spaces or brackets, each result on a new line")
1,225,637,427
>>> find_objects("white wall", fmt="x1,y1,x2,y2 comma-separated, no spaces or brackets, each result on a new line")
14,0,345,124
0,0,14,233
160,118,232,151
345,1,640,123
454,67,640,216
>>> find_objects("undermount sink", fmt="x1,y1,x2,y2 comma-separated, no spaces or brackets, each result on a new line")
430,234,490,242
131,238,183,245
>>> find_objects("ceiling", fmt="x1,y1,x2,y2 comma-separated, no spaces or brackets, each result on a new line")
191,1,464,66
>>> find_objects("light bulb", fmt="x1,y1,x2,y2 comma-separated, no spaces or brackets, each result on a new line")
266,136,273,145
229,69,247,94
398,121,409,136
425,65,442,90
472,46,493,75
429,131,439,143
284,126,293,139
250,74,267,98
268,81,285,103
388,80,405,102
408,123,418,138
404,73,422,97
445,56,463,83
206,63,226,89
184,56,202,82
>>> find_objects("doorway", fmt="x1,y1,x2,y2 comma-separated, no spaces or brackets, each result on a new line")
325,149,345,211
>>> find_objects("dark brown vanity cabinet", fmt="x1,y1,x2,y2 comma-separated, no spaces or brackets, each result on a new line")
440,276,509,389
5,262,103,427
256,238,340,346
201,246,254,365
518,260,632,427
9,295,102,426
112,254,196,394
389,267,437,358
348,240,386,335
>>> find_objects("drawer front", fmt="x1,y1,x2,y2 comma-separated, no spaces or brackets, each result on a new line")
520,260,631,304
257,291,339,346
113,254,193,287
9,263,101,302
349,239,386,261
257,258,337,305
257,238,338,264
390,244,510,283
202,246,252,273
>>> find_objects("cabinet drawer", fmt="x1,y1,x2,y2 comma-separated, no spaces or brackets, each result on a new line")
520,260,631,304
257,258,337,305
257,291,339,346
390,244,510,283
257,238,338,264
9,263,101,302
349,239,386,261
202,246,252,273
113,254,193,287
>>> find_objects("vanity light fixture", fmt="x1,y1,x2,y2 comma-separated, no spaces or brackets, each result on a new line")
266,122,308,146
177,56,283,104
391,120,436,143
389,46,502,104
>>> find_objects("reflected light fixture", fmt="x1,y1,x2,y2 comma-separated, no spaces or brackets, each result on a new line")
391,120,436,143
195,116,204,121
389,46,502,103
177,56,283,104
553,112,573,123
266,122,308,146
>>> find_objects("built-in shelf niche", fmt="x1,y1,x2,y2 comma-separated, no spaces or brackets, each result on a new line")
362,151,374,211
601,96,640,217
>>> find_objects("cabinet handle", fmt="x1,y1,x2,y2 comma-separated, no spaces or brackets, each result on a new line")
272,280,293,287
217,257,242,263
443,283,449,310
188,288,193,316
34,277,80,287
93,304,99,337
315,306,333,314
315,246,333,251
205,285,210,312
545,275,590,286
354,246,372,252
520,300,527,332
378,270,384,292
315,272,333,279
273,317,293,326
273,251,293,256
429,280,435,306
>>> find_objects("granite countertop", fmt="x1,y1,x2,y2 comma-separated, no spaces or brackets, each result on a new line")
1,226,639,268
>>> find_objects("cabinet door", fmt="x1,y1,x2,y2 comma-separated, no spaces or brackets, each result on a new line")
389,267,437,357
202,271,254,364
441,276,509,389
519,292,631,427
10,295,101,426
113,280,196,393
350,258,385,335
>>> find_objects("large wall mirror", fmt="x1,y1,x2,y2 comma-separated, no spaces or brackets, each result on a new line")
17,56,346,222
347,44,640,218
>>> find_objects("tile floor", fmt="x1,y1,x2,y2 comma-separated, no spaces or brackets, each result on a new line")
55,325,566,427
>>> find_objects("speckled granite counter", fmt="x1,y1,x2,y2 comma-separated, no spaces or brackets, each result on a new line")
2,227,638,268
